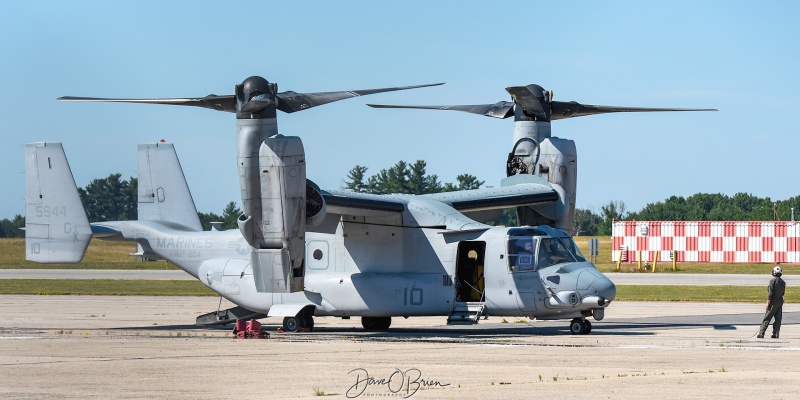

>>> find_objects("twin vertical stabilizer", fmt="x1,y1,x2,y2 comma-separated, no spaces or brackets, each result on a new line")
137,142,202,231
24,142,91,263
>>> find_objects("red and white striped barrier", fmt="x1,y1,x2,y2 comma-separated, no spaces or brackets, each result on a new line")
611,221,800,263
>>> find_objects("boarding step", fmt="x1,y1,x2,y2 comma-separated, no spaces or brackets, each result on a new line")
447,301,485,325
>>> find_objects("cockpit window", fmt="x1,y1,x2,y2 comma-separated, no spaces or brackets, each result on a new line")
507,234,586,272
561,237,587,262
537,238,578,269
507,237,537,272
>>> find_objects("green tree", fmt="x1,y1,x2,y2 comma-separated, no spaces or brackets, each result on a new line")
684,193,727,220
599,200,626,235
573,208,602,236
345,161,482,195
365,161,413,194
0,215,24,238
197,211,223,231
483,208,518,227
729,192,773,220
196,202,241,230
776,196,800,221
408,160,442,194
443,174,485,192
629,192,782,221
222,201,242,229
78,174,137,222
629,195,687,221
345,165,369,193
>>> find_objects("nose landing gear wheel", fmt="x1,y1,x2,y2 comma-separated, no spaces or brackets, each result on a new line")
569,318,591,335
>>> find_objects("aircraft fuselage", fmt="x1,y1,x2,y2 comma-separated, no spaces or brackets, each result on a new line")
95,218,616,322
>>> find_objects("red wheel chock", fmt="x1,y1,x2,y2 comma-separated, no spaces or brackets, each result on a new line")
232,319,269,339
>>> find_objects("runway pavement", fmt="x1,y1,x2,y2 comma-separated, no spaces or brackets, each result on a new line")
0,295,797,399
2,269,797,286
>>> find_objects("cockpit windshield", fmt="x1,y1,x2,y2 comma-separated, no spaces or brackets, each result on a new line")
537,238,577,269
561,237,587,262
507,233,586,272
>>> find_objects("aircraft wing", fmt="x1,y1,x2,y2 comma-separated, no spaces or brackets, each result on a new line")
319,189,406,217
422,175,559,212
319,175,558,218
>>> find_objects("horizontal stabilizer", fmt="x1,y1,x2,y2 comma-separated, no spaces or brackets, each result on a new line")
25,142,91,263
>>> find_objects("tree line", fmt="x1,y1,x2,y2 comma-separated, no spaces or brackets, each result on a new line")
574,193,800,236
345,160,483,194
1,165,797,237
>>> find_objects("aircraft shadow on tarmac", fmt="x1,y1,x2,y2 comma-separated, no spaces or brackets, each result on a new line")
114,311,796,339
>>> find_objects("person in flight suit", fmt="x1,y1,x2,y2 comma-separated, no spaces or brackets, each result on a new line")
757,265,786,339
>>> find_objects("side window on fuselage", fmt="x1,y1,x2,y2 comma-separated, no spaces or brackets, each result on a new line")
507,237,537,272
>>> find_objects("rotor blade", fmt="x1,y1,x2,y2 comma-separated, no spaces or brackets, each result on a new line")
505,86,547,118
275,83,444,113
57,95,237,113
367,101,515,119
550,101,718,120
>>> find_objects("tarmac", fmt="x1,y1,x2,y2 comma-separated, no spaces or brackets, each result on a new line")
0,295,797,399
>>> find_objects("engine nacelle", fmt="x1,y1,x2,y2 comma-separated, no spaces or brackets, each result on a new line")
516,137,576,233
306,180,327,227
237,135,307,293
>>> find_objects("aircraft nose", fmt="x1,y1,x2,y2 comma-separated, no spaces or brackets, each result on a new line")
596,274,617,303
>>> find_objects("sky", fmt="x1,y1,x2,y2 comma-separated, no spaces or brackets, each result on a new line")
1,1,799,219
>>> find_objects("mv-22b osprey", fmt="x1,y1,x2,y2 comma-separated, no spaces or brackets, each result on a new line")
26,76,617,335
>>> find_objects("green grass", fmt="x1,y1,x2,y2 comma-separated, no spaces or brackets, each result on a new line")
0,279,216,296
0,238,180,270
616,285,798,302
597,263,796,274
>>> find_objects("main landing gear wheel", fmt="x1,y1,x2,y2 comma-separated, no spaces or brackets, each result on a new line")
282,314,315,333
361,316,392,331
569,318,591,335
282,316,303,332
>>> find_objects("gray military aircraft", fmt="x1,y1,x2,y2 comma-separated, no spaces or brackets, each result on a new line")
25,76,616,335
369,86,717,232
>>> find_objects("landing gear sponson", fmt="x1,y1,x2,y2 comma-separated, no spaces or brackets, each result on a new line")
196,306,266,327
